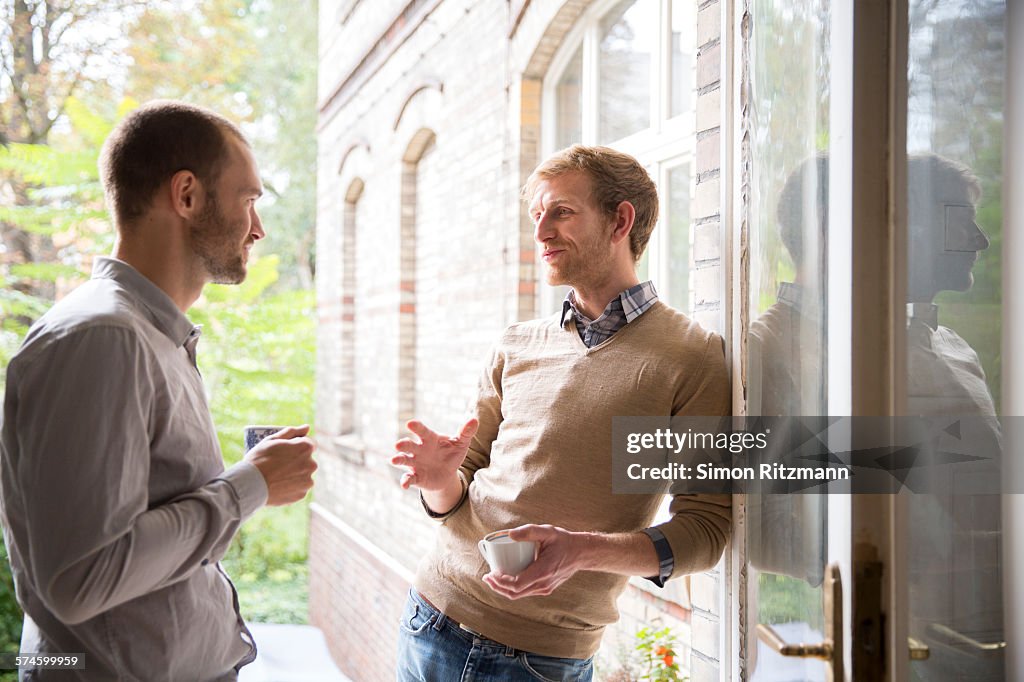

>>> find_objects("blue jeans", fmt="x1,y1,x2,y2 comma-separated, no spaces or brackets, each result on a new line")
395,589,594,682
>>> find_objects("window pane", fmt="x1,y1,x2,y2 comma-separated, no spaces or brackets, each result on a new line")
670,0,696,119
666,163,690,311
598,0,654,143
556,45,583,149
904,2,1006,679
636,249,649,282
745,1,830,680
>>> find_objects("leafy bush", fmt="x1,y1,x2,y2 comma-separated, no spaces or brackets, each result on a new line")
599,624,689,682
634,626,686,682
231,565,310,625
0,543,22,653
757,572,824,631
192,257,316,623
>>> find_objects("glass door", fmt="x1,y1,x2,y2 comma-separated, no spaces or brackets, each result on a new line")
738,1,1018,680
738,1,910,679
898,1,1008,679
743,1,838,680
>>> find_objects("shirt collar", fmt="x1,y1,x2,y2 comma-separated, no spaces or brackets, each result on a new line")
776,281,824,321
560,281,659,328
91,257,198,347
907,302,939,331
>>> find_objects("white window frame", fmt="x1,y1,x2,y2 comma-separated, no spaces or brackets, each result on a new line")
539,0,699,316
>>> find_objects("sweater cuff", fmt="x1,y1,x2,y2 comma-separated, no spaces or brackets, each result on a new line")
420,470,468,521
641,527,675,587
217,460,269,521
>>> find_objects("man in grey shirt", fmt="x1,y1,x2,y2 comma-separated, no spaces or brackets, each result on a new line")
0,101,317,680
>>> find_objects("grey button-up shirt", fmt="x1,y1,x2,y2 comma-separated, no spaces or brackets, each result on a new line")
0,257,268,681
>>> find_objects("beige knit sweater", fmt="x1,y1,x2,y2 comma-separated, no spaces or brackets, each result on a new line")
415,301,731,659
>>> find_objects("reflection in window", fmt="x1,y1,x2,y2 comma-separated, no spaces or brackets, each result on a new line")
598,0,653,144
905,2,1005,678
745,1,830,680
556,46,583,149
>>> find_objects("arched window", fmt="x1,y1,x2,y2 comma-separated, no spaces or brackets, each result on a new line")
339,178,363,437
398,128,437,433
541,0,698,313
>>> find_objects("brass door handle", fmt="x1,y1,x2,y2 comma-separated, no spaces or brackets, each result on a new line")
757,623,833,660
755,563,844,681
926,623,1006,657
908,636,930,660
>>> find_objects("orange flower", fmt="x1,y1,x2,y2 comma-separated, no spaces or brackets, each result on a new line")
662,654,674,666
655,646,668,656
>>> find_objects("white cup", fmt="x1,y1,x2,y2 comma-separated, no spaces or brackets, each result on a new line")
478,530,536,576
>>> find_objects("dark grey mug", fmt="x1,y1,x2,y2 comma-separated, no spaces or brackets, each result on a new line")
243,425,286,453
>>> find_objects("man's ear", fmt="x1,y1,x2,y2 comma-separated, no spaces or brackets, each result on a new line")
169,170,201,219
609,200,636,245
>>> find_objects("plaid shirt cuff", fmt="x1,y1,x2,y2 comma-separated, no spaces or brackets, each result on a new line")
641,527,675,587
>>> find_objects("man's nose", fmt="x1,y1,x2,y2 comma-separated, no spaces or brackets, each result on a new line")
251,207,266,240
534,212,554,243
969,221,990,251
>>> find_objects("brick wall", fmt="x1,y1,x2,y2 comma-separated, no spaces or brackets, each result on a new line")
314,3,515,680
313,1,728,680
691,2,725,679
309,504,412,682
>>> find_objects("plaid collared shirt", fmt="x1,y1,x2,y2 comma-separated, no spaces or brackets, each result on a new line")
561,280,659,348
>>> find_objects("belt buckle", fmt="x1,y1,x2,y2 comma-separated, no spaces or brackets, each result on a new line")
458,622,484,638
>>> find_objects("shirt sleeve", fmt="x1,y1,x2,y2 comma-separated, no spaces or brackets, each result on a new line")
640,527,674,587
3,325,268,625
649,332,733,581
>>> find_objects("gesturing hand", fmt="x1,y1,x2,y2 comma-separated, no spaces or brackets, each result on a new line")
482,524,584,599
244,425,318,506
390,418,478,491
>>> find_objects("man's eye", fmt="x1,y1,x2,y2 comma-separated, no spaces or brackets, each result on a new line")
558,208,570,216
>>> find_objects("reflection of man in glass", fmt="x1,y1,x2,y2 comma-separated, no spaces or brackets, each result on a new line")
747,154,828,587
749,153,828,418
746,155,830,680
906,154,994,415
904,154,1003,681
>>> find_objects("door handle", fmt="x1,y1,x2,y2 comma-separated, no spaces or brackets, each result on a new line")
926,623,1006,657
756,563,844,680
908,636,930,660
757,623,832,660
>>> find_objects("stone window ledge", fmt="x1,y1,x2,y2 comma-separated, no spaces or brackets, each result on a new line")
332,433,366,466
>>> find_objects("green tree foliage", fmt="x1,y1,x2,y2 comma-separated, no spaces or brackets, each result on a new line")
124,0,319,288
0,97,119,383
1,0,147,324
190,257,316,623
749,0,830,312
756,571,824,631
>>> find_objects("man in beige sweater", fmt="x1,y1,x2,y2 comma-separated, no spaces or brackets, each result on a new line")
391,145,731,681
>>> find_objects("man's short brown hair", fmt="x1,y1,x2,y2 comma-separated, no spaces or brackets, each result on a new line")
523,145,659,261
99,100,248,226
